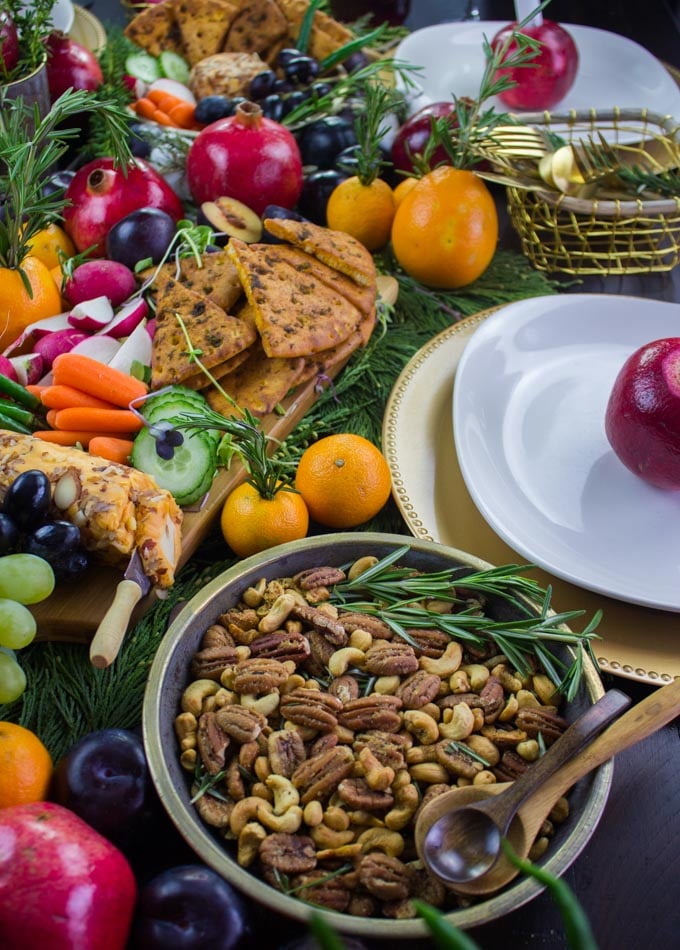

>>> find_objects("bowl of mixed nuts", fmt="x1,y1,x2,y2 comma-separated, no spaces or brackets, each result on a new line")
143,532,610,938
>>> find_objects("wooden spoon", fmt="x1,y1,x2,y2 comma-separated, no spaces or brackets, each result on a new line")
415,674,680,895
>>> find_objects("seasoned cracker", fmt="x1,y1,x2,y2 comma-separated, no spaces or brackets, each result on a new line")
124,2,184,57
262,217,377,287
223,0,288,56
173,0,239,65
206,341,306,416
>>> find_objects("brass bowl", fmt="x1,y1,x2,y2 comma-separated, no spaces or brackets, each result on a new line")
143,532,609,939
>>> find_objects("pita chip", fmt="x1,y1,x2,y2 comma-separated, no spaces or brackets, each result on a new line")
262,217,377,287
124,2,184,57
206,342,306,416
173,0,238,65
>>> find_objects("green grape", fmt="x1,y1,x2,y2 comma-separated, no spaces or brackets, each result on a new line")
0,650,27,703
0,553,55,604
0,599,37,649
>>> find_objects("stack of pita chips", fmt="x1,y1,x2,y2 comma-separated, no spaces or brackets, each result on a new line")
145,219,377,417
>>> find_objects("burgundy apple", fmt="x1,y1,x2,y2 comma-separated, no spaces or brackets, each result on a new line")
62,157,184,256
0,801,137,950
0,10,19,74
491,19,579,111
46,32,104,101
391,101,459,174
605,337,680,490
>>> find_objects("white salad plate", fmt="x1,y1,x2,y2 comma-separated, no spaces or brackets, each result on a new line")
394,21,680,119
452,294,680,613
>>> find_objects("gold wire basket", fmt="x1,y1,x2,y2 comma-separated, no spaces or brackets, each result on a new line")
503,108,680,276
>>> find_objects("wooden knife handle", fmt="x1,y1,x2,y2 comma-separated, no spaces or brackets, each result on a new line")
89,579,144,669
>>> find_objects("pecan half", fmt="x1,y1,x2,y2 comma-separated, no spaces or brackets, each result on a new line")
292,746,355,804
289,871,350,911
516,706,568,744
303,630,336,678
407,628,450,658
196,711,231,775
357,853,411,902
280,686,343,732
259,832,317,874
338,695,403,733
200,623,235,650
215,705,267,744
267,729,306,778
291,602,347,646
293,567,347,590
193,789,233,828
493,749,530,782
329,674,360,704
219,607,259,634
479,675,505,723
249,630,311,665
480,724,529,748
338,612,393,640
232,658,290,694
396,670,442,709
363,641,419,677
190,645,238,681
435,739,483,780
337,777,394,811
353,732,408,771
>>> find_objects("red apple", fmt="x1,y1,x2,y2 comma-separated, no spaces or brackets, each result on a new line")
605,337,680,490
391,101,459,174
0,801,137,949
46,32,104,101
491,19,579,111
62,157,184,256
0,10,19,74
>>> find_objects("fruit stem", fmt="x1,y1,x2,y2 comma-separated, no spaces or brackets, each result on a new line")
235,101,263,129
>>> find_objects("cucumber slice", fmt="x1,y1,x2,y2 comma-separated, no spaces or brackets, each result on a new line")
159,51,191,84
125,51,161,84
143,388,220,446
131,427,217,507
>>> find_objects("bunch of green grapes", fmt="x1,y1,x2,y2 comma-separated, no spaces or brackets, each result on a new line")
0,553,55,704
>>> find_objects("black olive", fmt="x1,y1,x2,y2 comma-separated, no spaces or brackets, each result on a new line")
296,116,358,169
276,47,304,68
3,470,51,530
260,94,284,122
283,55,320,85
248,70,277,100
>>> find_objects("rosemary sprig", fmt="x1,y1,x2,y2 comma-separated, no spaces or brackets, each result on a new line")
341,80,402,185
273,863,354,899
617,165,680,199
189,763,228,804
447,740,491,768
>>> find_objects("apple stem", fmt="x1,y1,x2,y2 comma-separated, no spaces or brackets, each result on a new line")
514,0,543,28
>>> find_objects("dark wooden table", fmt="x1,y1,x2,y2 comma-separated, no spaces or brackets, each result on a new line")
88,2,680,946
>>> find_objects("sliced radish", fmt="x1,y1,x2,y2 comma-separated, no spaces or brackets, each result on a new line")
3,312,72,356
145,317,156,340
67,334,122,364
148,77,196,104
96,297,148,339
68,296,115,332
108,322,152,376
0,355,18,382
34,330,90,369
8,353,44,386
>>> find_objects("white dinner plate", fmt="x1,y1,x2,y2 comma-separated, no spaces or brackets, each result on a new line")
452,294,680,612
394,21,680,119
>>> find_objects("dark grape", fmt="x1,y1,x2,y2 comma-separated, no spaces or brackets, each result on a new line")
272,77,294,96
310,80,332,99
3,470,51,530
342,50,371,73
296,115,357,169
41,169,76,199
47,548,90,583
194,95,236,124
260,93,284,122
0,513,18,555
281,89,309,117
248,69,277,100
297,168,349,225
283,55,320,85
276,47,304,68
105,208,177,270
22,520,82,560
128,123,151,158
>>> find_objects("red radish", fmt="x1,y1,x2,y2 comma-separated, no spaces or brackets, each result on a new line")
3,313,73,356
186,101,303,216
67,334,122,364
34,329,90,368
63,259,138,307
0,10,19,73
97,297,149,338
0,801,136,950
46,32,104,101
68,295,115,332
145,317,156,339
605,337,680,490
491,19,579,110
9,353,44,385
0,354,18,381
108,321,153,375
63,157,183,256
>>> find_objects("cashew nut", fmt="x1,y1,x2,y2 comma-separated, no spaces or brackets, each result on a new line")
357,746,395,792
303,800,324,827
328,646,365,677
449,670,471,693
181,679,220,716
346,809,384,828
230,796,273,836
472,770,497,786
180,748,197,772
348,628,373,652
419,641,463,677
240,690,280,717
357,827,405,857
438,702,475,741
242,578,266,608
316,843,363,862
257,592,297,633
373,675,400,695
323,805,351,832
310,823,356,849
465,734,499,766
384,782,419,831
491,663,523,693
258,803,303,833
517,739,540,762
403,709,439,745
174,711,198,750
408,762,449,784
237,821,267,867
515,688,541,709
347,555,378,581
266,774,300,814
461,663,490,691
280,673,307,696
499,693,520,721
532,673,559,705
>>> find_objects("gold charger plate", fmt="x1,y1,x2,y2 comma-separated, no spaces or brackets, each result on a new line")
70,5,107,54
383,309,680,686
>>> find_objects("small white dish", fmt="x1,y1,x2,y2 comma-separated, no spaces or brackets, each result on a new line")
394,21,680,118
452,294,680,612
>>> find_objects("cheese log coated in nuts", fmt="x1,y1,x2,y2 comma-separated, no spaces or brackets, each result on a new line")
0,430,183,588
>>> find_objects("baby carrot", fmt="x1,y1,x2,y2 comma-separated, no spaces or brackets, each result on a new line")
88,436,135,465
147,88,180,112
33,429,103,447
40,384,119,411
46,408,59,428
52,353,148,408
53,407,144,433
133,97,159,121
25,384,48,399
167,101,196,128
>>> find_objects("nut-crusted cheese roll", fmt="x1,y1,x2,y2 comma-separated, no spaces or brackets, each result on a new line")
0,431,183,588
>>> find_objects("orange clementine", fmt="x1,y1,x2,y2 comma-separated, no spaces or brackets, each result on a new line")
392,176,419,208
220,481,309,558
0,257,63,349
0,722,53,809
295,433,392,529
326,175,395,251
391,166,498,289
24,223,75,270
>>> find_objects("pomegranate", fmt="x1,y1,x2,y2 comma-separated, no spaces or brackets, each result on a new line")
186,101,303,216
62,157,184,256
605,338,680,490
391,102,459,174
46,32,104,101
0,10,19,74
491,19,579,111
